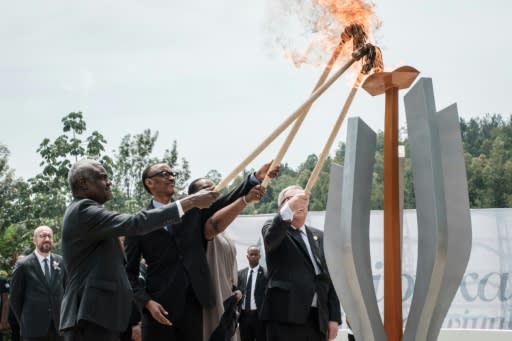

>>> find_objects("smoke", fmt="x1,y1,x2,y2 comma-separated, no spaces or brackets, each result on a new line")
263,0,381,67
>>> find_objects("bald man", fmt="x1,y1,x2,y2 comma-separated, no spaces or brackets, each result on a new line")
10,226,66,341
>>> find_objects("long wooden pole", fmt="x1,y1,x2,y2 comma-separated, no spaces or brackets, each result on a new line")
383,86,403,341
260,42,345,188
304,73,364,193
214,55,358,191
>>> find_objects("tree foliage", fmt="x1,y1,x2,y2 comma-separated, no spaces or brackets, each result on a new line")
1,112,512,273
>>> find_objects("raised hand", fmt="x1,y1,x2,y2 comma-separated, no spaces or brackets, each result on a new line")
245,185,266,203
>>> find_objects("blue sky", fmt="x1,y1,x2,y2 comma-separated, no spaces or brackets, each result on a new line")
1,0,510,182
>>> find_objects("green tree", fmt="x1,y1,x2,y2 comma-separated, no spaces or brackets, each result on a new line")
109,131,191,212
28,112,111,243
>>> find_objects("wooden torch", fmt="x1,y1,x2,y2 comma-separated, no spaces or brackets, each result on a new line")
361,66,419,341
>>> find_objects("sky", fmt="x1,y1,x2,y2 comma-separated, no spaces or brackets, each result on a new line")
0,0,510,183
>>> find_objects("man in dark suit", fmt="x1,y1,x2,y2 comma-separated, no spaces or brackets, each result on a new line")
10,226,66,341
237,246,267,341
125,162,271,341
59,159,218,341
261,185,341,341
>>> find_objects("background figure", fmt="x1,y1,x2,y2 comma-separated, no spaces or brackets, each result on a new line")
237,246,267,341
261,185,341,341
9,226,65,341
60,159,218,341
0,273,10,341
8,255,25,341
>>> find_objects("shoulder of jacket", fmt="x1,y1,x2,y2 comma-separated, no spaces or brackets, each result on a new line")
307,226,323,235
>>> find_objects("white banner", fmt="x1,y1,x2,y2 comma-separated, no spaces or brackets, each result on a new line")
226,208,512,330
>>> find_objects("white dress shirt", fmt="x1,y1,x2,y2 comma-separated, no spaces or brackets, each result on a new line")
34,249,52,278
244,264,260,310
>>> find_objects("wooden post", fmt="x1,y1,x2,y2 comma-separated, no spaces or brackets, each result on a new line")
361,66,420,341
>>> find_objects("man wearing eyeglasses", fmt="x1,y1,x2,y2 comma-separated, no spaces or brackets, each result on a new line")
125,161,273,341
10,226,66,341
261,185,341,341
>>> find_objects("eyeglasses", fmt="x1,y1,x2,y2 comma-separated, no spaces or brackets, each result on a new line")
37,234,53,240
145,171,178,179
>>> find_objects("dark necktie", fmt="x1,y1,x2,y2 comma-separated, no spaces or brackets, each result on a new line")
43,258,50,282
292,228,309,253
292,229,322,273
245,269,253,311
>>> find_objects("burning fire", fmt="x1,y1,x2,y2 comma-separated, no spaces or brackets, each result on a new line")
268,0,381,67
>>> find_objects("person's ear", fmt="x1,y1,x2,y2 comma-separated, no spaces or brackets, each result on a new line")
78,177,88,190
145,178,153,190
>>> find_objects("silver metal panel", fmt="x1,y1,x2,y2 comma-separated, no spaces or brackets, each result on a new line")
427,104,472,340
403,78,448,341
324,117,386,341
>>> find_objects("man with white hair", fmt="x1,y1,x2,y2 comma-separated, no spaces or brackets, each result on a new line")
261,185,341,341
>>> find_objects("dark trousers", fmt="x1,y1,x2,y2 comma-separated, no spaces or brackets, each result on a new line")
142,288,202,341
239,310,265,341
62,322,118,341
265,308,323,341
23,322,62,341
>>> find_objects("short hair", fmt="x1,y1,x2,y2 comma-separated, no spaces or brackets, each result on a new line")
246,245,260,254
68,159,102,196
141,164,155,194
188,178,204,195
277,185,303,207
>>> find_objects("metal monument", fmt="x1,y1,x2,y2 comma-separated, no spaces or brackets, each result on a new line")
324,76,472,341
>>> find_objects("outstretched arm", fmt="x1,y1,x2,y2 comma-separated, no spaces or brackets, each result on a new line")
204,185,265,240
203,161,280,240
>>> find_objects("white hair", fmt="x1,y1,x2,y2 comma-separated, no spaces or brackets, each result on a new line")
277,185,303,207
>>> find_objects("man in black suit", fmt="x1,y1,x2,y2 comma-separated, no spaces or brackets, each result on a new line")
125,162,270,341
10,226,66,341
261,185,341,341
59,159,218,341
237,246,267,341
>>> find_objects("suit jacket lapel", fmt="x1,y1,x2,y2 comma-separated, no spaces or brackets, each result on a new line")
255,267,265,290
49,255,62,289
287,227,316,271
305,227,324,272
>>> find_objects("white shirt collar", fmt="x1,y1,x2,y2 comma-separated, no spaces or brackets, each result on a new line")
152,199,165,208
34,249,51,263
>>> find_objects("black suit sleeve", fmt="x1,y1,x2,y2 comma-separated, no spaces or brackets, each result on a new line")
8,262,25,324
327,280,342,324
202,174,257,225
78,199,182,241
125,235,151,308
262,215,289,254
237,270,244,292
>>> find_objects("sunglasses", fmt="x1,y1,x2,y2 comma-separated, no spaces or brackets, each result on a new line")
145,170,178,179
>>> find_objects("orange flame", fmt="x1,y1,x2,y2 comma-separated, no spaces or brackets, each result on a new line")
272,0,381,67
